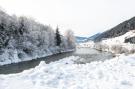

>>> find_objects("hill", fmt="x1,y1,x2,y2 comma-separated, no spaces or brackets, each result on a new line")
75,36,88,43
88,33,101,41
94,17,135,42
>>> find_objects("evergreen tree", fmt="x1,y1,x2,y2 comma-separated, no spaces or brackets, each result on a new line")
55,27,61,46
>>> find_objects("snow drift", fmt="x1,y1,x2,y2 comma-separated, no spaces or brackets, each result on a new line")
0,55,135,89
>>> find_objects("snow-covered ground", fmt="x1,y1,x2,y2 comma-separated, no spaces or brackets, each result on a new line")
101,30,135,50
0,55,135,89
102,30,135,44
90,30,135,54
77,30,135,49
77,30,135,53
77,41,94,48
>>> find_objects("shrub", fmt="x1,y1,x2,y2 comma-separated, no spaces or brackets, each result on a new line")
111,45,129,54
94,43,102,51
120,47,129,54
129,49,135,54
23,48,33,55
0,49,4,55
18,53,24,59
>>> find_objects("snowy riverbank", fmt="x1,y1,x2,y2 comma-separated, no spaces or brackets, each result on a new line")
0,48,75,66
0,55,135,89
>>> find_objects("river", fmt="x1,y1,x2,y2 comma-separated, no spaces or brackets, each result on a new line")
0,48,115,74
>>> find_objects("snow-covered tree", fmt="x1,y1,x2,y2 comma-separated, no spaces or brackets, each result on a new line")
0,9,76,65
64,29,76,49
55,27,61,46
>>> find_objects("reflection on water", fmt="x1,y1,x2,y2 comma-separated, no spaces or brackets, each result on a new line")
0,48,115,74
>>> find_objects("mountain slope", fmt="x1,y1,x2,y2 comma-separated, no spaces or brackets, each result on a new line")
94,17,135,42
88,33,101,41
75,36,88,43
76,33,101,43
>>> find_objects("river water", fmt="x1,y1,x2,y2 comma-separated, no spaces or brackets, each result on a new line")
0,48,115,74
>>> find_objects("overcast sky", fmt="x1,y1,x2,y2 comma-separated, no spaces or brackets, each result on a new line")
0,0,135,37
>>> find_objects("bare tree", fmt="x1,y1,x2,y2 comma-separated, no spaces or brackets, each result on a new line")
64,29,76,49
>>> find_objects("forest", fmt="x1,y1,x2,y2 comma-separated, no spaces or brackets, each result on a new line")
0,10,76,65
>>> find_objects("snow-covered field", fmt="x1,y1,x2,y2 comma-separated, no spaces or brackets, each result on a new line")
0,55,135,89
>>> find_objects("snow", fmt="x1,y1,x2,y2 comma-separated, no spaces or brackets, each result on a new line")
89,30,135,54
101,30,135,50
77,41,94,48
77,30,135,53
102,30,135,44
0,55,135,89
0,48,74,66
0,9,76,66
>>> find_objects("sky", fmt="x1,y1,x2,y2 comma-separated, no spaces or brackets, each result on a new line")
0,0,135,37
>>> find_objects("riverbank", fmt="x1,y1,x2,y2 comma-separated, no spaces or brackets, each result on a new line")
0,48,75,66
